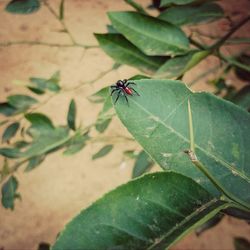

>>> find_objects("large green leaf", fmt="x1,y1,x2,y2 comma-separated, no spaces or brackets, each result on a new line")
108,12,189,56
113,79,250,205
158,2,224,26
95,33,166,73
5,0,40,14
155,50,209,78
52,172,228,250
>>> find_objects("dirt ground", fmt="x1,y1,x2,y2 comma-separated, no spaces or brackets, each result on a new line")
0,0,250,249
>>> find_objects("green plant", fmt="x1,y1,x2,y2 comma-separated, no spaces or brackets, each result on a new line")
1,0,250,249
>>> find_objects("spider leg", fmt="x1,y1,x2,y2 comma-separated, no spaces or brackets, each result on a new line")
111,85,117,88
121,89,129,106
124,93,129,106
114,90,122,104
126,82,136,87
130,87,140,96
110,88,118,96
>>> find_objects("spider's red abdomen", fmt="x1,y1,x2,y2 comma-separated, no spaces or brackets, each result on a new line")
125,87,133,95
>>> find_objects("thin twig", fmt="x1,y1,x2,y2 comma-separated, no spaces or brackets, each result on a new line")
210,15,250,51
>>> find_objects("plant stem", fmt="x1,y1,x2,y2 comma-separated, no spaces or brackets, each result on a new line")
210,15,250,51
219,52,250,72
0,41,98,49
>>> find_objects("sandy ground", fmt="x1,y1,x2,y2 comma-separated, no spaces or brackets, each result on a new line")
0,0,250,249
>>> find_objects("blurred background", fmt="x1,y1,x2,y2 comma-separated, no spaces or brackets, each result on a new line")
0,0,250,249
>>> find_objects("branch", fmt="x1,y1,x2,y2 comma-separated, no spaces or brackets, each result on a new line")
0,40,98,49
211,15,250,51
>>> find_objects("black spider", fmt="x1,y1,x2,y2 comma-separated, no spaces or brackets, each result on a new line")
110,79,140,105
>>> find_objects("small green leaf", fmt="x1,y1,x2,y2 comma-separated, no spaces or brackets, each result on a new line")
132,150,154,178
7,95,38,110
5,0,40,14
159,3,224,26
59,0,65,20
92,145,113,160
0,102,18,116
2,122,20,143
95,33,166,73
29,71,61,93
25,155,46,172
52,172,228,250
25,113,54,137
46,71,61,92
67,99,76,131
108,11,189,56
63,132,89,155
1,176,20,210
27,86,45,95
0,148,21,158
88,87,109,103
160,0,200,7
155,50,209,78
95,119,112,133
22,127,70,158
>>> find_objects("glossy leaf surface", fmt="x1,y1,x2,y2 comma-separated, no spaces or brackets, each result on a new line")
95,33,166,73
113,79,250,205
52,172,227,250
108,11,189,56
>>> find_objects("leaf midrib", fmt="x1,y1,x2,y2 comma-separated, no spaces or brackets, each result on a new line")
131,98,250,184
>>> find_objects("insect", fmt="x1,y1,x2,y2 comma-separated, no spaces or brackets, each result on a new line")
110,79,140,105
